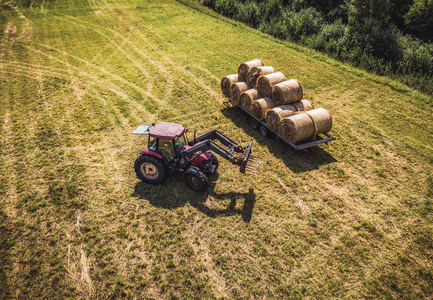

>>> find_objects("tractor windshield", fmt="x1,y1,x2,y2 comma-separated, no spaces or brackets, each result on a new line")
158,139,175,161
148,136,157,151
175,135,187,148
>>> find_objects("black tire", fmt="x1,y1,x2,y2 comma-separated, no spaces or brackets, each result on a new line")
210,153,219,172
250,117,259,130
134,155,168,184
184,167,209,191
259,125,268,137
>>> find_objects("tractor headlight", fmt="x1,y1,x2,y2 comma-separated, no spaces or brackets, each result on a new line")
179,158,188,168
200,160,210,170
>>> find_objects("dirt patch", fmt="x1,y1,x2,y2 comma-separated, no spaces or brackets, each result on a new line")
4,23,17,34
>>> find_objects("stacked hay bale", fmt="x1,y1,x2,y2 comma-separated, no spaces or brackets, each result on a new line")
221,74,238,97
279,108,332,143
230,82,249,105
238,59,264,81
247,66,275,87
220,59,333,143
266,100,314,130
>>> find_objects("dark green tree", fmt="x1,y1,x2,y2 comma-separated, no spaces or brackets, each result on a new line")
404,0,433,40
349,0,392,27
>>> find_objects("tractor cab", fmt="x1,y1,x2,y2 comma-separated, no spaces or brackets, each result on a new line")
132,122,187,162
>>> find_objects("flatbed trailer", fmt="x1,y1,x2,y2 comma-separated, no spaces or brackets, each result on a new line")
236,104,336,150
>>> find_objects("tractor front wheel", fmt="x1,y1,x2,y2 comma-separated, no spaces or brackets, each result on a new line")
210,153,219,172
184,167,209,191
134,155,168,184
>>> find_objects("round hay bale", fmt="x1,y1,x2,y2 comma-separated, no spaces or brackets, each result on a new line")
266,100,314,130
238,59,264,81
272,79,303,105
240,88,261,111
251,97,276,120
256,72,287,98
292,99,314,112
265,105,298,130
279,108,332,143
230,82,249,105
221,74,239,97
247,66,276,87
279,114,315,143
305,108,333,136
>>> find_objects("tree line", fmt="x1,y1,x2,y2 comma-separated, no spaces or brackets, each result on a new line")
196,0,433,96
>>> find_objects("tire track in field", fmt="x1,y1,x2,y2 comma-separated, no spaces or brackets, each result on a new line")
0,17,17,219
0,97,18,219
56,16,117,131
94,6,225,105
54,15,155,99
0,7,35,218
0,61,153,124
61,3,224,113
26,41,152,101
0,69,128,147
15,42,157,121
11,3,157,123
102,5,223,100
39,0,48,14
64,9,223,107
0,60,151,126
60,14,174,105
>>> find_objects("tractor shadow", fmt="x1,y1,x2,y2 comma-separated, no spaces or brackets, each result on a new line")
133,173,256,222
221,105,337,173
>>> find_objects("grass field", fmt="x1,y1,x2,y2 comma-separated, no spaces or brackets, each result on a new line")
1,0,433,298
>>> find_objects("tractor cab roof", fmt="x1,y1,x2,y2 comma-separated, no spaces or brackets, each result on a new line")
149,122,185,140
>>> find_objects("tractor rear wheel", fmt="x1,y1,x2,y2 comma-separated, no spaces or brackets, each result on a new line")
134,155,168,184
184,167,208,191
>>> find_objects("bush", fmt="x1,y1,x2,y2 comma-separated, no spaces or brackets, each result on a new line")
200,0,216,8
285,7,323,41
404,0,433,40
259,19,287,39
214,0,238,18
306,19,347,55
258,0,284,23
234,2,260,28
398,42,433,76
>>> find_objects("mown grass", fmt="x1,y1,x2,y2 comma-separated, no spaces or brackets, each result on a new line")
1,0,432,298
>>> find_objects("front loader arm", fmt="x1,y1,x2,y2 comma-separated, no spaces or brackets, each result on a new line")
182,139,254,173
188,130,244,153
182,140,236,163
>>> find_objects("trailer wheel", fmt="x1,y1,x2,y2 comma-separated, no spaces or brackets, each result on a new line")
134,155,168,184
184,166,208,191
250,117,259,130
259,125,268,137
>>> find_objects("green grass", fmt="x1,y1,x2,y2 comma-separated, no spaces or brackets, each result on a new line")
1,0,433,298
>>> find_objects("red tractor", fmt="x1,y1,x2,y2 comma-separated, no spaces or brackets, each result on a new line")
132,122,257,191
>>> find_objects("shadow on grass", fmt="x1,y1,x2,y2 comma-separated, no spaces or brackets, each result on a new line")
221,105,337,173
133,174,256,222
